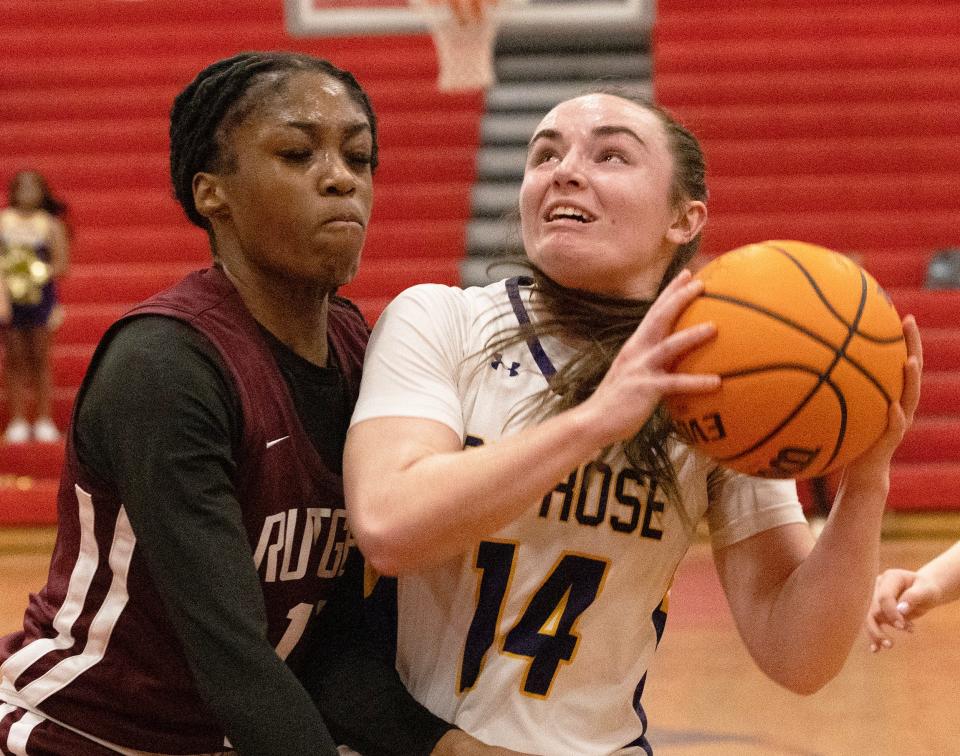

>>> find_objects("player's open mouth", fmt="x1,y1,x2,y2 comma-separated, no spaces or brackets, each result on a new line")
545,205,595,223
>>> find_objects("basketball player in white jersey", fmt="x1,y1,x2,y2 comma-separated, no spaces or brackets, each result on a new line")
344,92,923,754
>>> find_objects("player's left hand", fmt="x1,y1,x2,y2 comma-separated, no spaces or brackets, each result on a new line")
845,315,922,485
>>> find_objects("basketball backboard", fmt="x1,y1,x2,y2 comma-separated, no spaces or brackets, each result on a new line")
284,0,651,38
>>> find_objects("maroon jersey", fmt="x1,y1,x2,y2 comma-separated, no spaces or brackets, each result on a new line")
0,267,367,752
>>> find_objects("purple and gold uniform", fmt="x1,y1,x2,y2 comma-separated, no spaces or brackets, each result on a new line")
353,278,808,756
0,207,58,328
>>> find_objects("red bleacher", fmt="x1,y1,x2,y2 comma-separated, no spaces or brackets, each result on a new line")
1,0,958,521
655,0,960,512
0,0,484,523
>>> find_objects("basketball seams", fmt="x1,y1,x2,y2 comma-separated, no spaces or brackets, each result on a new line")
700,293,895,404
719,364,831,379
824,380,848,472
670,240,906,478
719,262,867,472
851,331,905,346
713,366,847,475
764,253,896,409
705,269,870,475
810,270,867,471
771,243,854,330
771,243,904,344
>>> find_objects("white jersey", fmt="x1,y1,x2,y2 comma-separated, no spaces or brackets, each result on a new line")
352,278,806,756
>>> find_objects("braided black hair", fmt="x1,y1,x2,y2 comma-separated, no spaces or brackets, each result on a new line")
169,51,378,230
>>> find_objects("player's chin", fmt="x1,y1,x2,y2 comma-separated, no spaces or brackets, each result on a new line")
334,256,363,290
308,239,363,282
277,258,358,294
533,250,602,291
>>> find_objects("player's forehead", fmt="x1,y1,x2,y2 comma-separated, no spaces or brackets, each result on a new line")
230,70,372,147
240,71,364,129
533,93,664,144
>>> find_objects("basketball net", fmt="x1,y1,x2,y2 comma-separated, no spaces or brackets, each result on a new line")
409,0,499,92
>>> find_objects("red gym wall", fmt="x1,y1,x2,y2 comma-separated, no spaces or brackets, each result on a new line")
0,0,484,523
653,0,960,512
0,0,958,521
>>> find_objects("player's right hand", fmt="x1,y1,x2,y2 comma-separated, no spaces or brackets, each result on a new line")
584,269,720,446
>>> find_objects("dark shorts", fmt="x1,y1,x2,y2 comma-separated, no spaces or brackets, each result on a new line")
0,703,237,755
0,703,116,756
9,283,56,330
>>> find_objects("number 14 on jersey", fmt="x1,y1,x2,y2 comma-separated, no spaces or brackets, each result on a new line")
458,540,609,698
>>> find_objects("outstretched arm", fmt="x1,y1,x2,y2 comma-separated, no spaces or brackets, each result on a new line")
346,271,719,575
714,315,922,693
865,540,960,652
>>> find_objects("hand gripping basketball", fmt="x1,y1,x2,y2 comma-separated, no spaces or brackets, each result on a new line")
586,270,721,446
665,240,910,479
845,313,922,482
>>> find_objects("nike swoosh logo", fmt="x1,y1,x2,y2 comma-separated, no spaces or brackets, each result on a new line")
265,435,290,449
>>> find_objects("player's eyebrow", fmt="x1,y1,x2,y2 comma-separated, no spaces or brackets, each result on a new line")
592,125,649,150
528,127,561,147
528,125,649,150
280,120,371,138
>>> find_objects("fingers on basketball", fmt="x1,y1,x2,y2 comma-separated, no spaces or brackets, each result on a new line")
665,240,908,480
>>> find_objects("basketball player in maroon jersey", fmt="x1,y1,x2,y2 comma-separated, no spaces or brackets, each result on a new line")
0,52,519,756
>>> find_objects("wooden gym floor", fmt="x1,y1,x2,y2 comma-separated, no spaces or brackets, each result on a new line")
645,514,960,756
1,519,958,755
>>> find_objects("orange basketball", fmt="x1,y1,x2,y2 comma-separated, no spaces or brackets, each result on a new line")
665,240,907,479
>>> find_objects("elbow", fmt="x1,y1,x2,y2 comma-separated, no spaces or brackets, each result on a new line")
354,533,405,578
766,658,844,696
348,506,407,578
778,675,829,697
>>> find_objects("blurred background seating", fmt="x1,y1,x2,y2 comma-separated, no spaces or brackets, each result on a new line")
0,0,957,522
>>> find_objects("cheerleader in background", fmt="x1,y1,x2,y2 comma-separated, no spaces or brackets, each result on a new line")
0,169,70,444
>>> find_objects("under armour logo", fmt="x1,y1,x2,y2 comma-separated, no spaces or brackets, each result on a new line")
491,353,520,377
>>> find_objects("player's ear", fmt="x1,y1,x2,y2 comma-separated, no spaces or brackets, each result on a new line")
193,172,230,222
667,200,707,246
